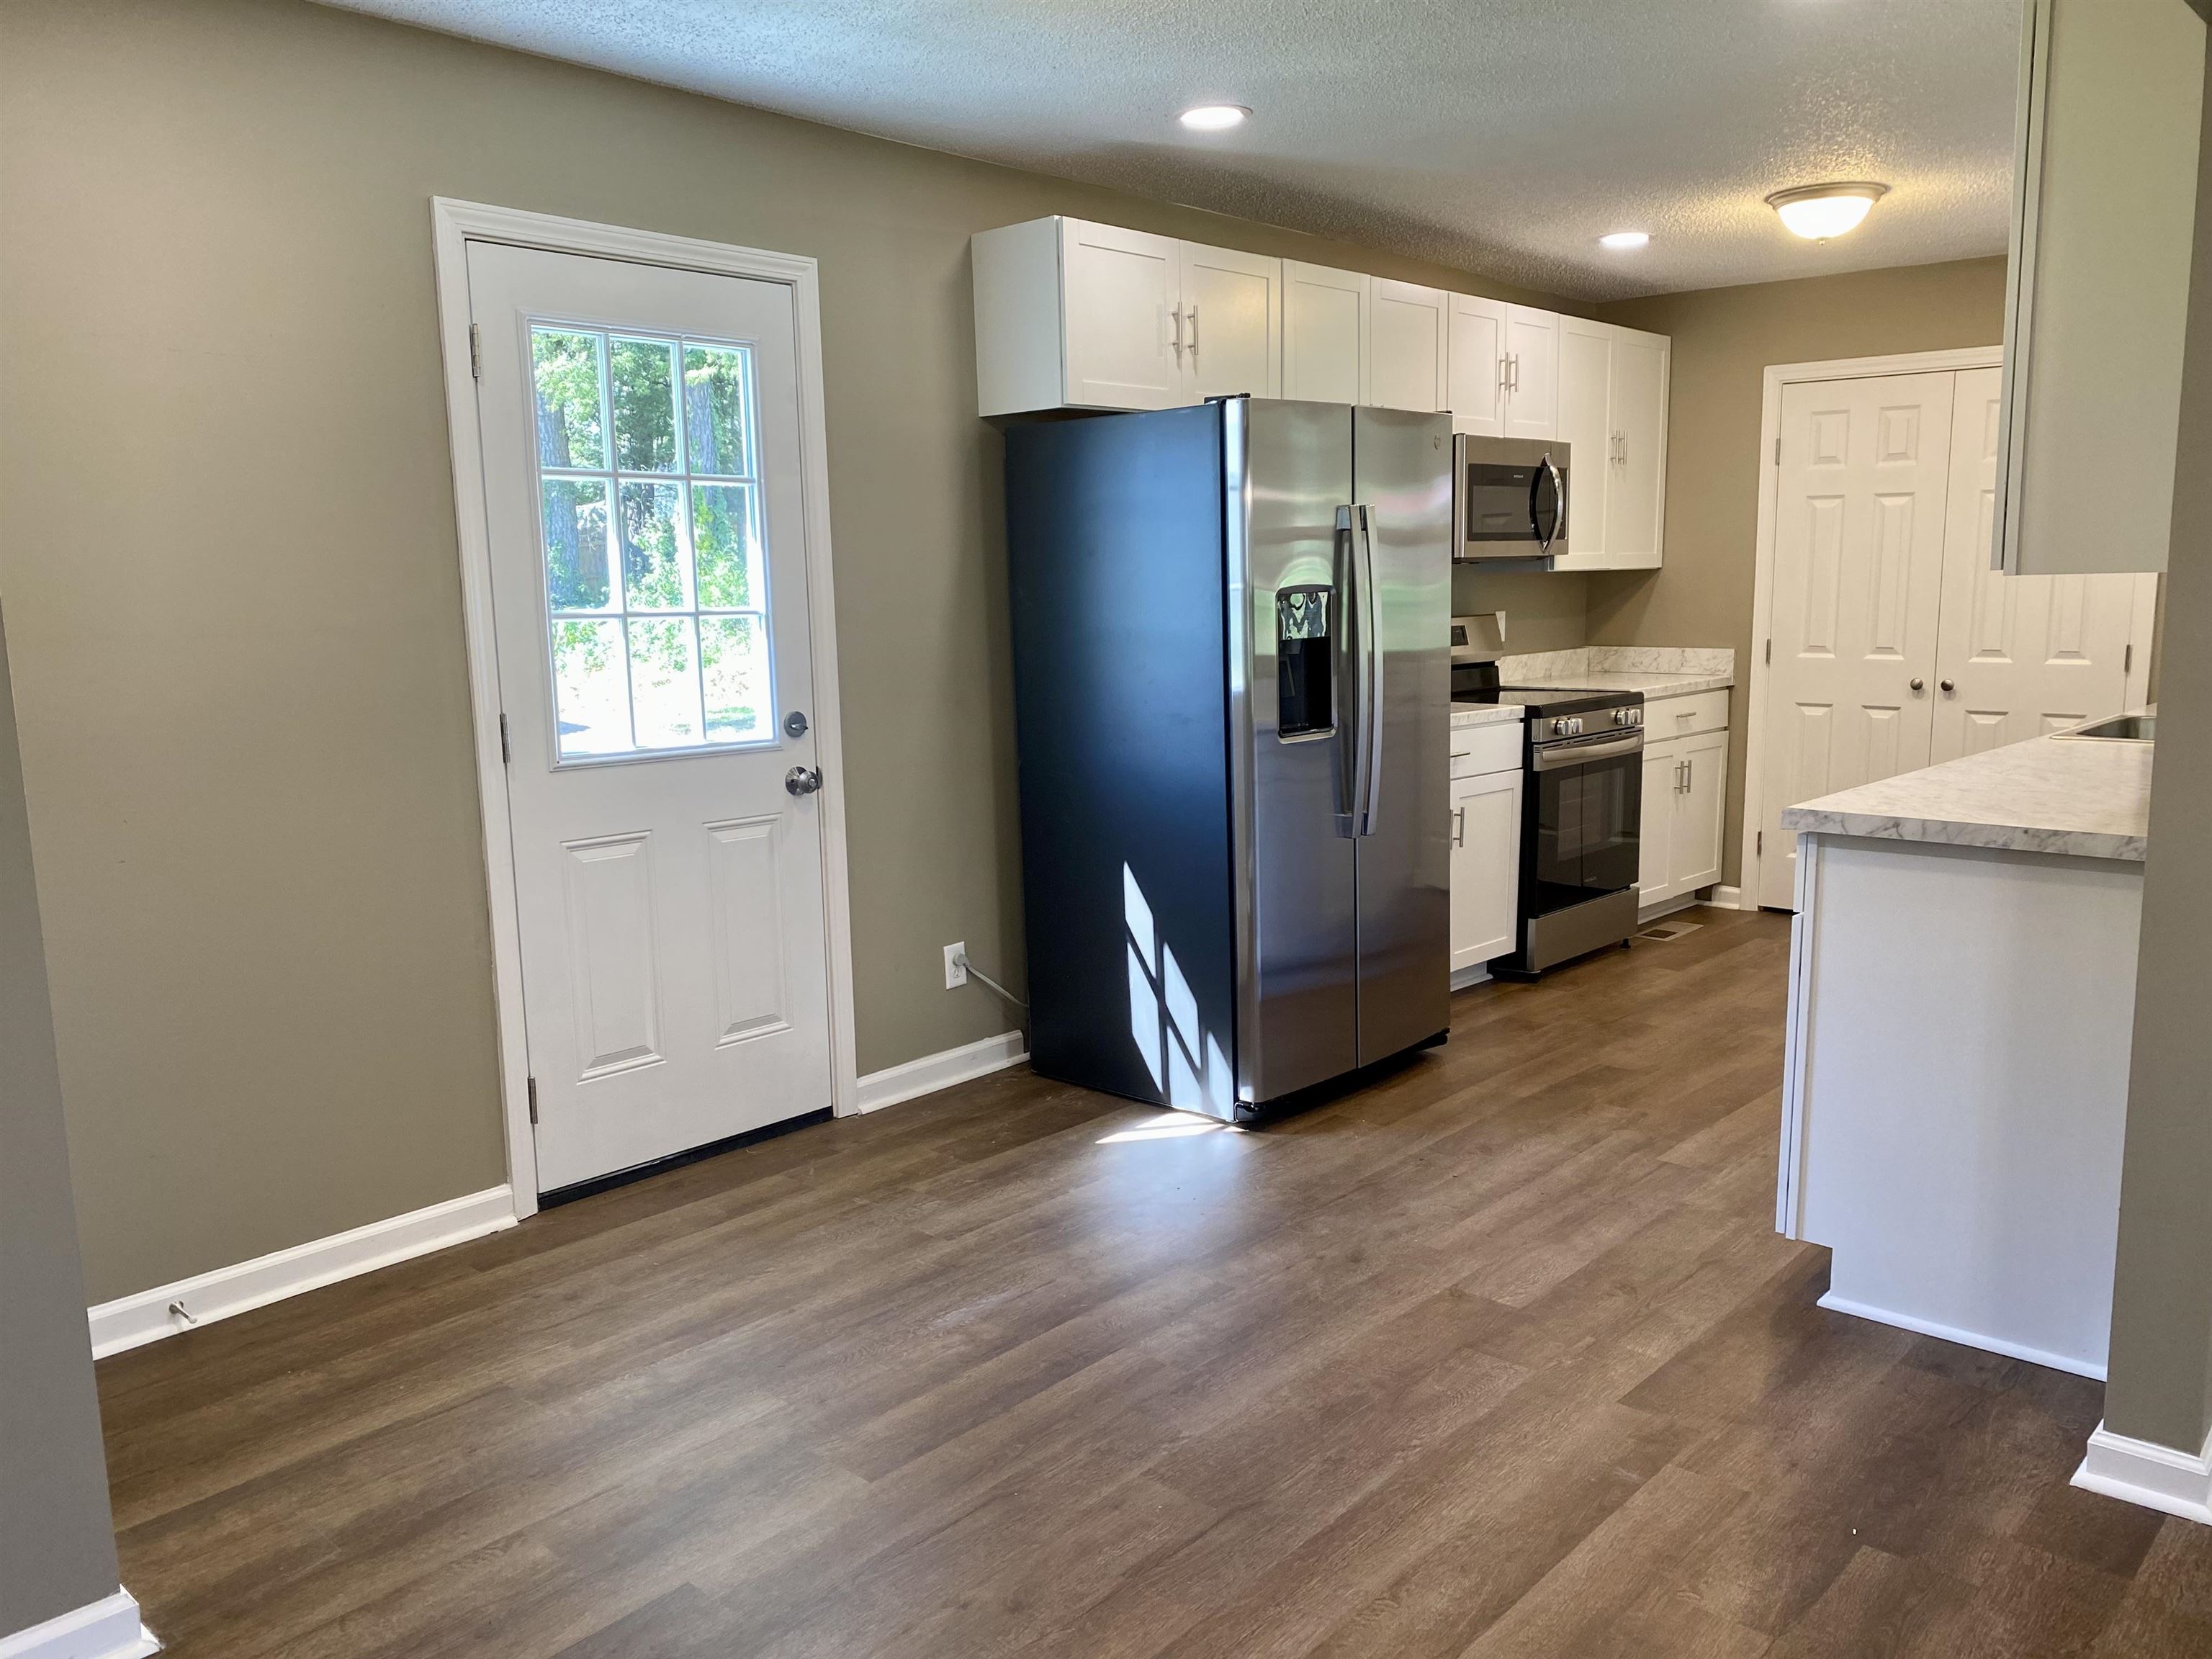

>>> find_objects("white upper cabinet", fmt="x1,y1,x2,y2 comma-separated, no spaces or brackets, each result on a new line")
1551,316,1668,571
1367,279,1449,412
1282,261,1370,405
1180,240,1282,403
971,217,1282,416
1446,293,1508,435
1996,0,2204,574
1061,220,1184,410
971,222,1667,549
1501,305,1559,439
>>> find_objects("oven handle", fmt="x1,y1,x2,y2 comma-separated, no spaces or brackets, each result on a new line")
1355,503,1384,836
1531,730,1643,771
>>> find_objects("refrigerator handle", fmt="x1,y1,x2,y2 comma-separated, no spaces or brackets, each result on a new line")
1355,502,1384,837
1329,506,1359,836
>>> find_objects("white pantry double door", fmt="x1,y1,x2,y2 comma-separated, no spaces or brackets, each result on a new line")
467,241,835,1192
1757,365,2156,909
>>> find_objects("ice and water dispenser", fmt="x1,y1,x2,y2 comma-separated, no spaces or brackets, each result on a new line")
1276,585,1334,737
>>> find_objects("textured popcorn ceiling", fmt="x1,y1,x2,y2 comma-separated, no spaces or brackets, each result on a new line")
322,0,2022,300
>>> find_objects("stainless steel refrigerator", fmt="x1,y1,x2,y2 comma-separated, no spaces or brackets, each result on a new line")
1003,397,1452,1121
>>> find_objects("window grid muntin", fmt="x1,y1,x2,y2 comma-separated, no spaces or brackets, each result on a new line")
529,320,773,760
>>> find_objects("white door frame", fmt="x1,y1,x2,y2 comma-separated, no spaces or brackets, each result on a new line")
1738,345,2004,910
429,198,860,1217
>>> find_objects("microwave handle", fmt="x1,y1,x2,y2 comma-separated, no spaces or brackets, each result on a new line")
1537,455,1566,553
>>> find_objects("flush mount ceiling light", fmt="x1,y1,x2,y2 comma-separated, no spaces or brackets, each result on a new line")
1177,104,1250,131
1599,230,1651,250
1766,181,1889,240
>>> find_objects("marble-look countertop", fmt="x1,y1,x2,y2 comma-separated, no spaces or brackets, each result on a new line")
1495,644,1735,698
1449,702,1525,729
1781,720,2153,863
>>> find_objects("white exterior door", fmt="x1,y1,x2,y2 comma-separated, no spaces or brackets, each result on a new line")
1758,372,1956,908
468,241,833,1193
1061,220,1182,410
1282,261,1370,404
1447,293,1507,436
1179,240,1280,403
1367,279,1447,412
1931,367,2157,763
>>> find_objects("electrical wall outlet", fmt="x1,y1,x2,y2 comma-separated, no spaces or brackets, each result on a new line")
943,942,968,990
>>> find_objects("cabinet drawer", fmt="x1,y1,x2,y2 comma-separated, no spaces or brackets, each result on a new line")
1647,688,1730,739
1449,721,1522,776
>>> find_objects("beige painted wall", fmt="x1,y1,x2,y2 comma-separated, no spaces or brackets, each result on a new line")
0,0,1563,1302
1589,258,2011,888
2103,30,2212,1460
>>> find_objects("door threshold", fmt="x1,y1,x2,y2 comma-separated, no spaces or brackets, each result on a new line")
539,1108,834,1209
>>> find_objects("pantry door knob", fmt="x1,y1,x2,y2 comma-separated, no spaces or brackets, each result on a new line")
1910,678,1925,693
1940,679,1956,695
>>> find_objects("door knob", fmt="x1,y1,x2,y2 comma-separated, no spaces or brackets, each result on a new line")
1910,678,1925,693
784,765,823,796
1939,679,1956,695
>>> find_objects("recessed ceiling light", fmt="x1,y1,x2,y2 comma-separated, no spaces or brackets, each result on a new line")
1599,231,1650,250
1766,181,1889,240
1177,104,1250,132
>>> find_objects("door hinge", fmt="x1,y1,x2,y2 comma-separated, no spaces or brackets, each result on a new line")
1758,830,1765,855
1773,436,1781,466
526,1075,538,1125
1765,638,1772,665
469,323,482,380
2125,642,2134,674
500,712,511,764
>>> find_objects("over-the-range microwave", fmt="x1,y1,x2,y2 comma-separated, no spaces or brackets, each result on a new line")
1452,434,1569,562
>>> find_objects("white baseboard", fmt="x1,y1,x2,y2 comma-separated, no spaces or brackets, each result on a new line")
1449,963,1493,991
0,1588,158,1659
856,1030,1026,1114
1816,1292,2105,1380
89,1186,516,1359
1709,884,1745,910
2074,1420,2212,1525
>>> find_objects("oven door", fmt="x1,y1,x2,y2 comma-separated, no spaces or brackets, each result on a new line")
1528,732,1643,914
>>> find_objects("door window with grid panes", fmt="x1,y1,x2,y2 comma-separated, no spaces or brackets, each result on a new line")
530,325,774,759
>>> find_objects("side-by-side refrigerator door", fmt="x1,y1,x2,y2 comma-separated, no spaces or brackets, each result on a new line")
1231,398,1360,1105
1351,406,1453,1064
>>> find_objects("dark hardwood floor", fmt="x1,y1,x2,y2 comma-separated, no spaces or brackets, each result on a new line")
96,906,2211,1656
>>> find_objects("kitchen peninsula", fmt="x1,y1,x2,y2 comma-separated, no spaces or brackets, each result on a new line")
1775,720,2154,1378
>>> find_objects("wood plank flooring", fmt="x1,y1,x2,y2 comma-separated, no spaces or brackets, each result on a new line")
96,907,2212,1656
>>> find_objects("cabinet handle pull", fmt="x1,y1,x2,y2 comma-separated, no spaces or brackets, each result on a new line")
1452,805,1466,848
1170,305,1184,360
1187,303,1199,357
1498,355,1510,393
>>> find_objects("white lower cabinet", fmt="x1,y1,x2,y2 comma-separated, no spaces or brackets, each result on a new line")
1638,697,1730,913
1449,761,1522,973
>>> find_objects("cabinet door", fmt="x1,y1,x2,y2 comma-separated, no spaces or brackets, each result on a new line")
1181,242,1280,402
1368,279,1447,412
1637,740,1678,907
1502,305,1559,439
1449,768,1522,970
1671,729,1728,895
1604,326,1668,568
1282,261,1370,405
1058,220,1183,410
1556,316,1613,559
1446,292,1508,436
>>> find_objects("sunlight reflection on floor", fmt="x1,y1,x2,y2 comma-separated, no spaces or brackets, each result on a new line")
1096,1111,1246,1146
